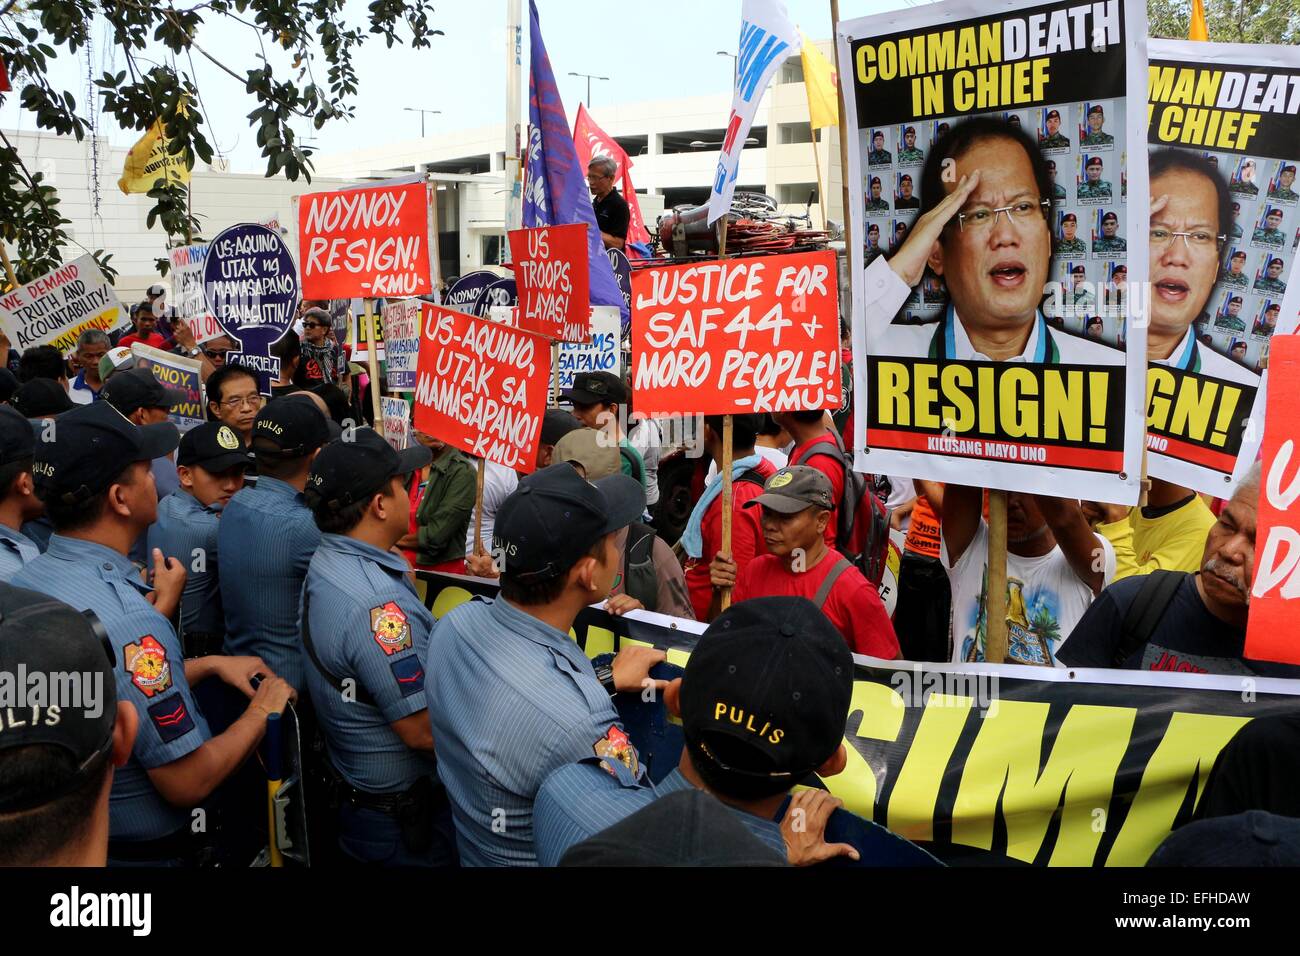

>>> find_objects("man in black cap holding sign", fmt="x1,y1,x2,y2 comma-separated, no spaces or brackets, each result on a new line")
147,422,250,657
425,462,667,866
301,428,459,866
11,402,294,863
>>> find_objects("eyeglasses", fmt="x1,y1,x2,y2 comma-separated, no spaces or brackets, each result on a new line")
955,198,1051,232
220,394,264,410
1149,228,1225,253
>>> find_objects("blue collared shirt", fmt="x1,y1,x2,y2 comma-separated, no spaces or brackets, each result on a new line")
302,534,435,793
12,535,211,842
147,491,224,637
0,522,40,582
219,476,320,691
425,596,640,867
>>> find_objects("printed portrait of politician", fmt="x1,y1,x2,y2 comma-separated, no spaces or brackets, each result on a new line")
1146,149,1258,387
861,116,1122,366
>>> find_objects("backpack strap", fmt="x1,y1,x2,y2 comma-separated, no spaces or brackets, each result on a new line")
302,588,376,707
619,444,645,486
1114,570,1186,668
812,557,852,611
734,468,766,490
622,521,660,612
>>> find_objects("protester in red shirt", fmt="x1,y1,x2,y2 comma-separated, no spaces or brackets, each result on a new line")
775,410,844,548
116,301,169,351
681,413,777,621
713,465,899,658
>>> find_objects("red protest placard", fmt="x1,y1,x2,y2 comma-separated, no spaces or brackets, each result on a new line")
412,306,551,472
298,180,432,299
508,223,590,342
630,249,841,416
1246,334,1300,665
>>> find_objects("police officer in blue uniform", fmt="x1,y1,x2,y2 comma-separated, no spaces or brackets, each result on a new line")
221,397,330,693
148,422,250,656
300,427,458,866
425,462,667,866
0,405,44,581
12,401,294,864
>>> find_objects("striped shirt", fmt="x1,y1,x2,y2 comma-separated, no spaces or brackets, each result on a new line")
148,491,224,637
13,535,211,841
302,534,435,792
219,476,320,691
0,522,40,582
425,596,640,866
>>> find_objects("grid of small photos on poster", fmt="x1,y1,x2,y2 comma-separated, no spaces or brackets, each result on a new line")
1193,154,1298,374
862,101,1129,345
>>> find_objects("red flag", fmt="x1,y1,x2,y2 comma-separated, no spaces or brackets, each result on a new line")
573,103,651,256
0,55,11,94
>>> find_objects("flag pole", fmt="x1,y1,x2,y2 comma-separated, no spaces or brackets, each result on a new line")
985,490,1010,664
829,0,853,254
810,126,826,230
504,0,524,262
717,215,735,612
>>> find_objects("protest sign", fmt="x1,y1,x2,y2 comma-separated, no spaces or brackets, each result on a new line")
169,244,225,342
327,298,351,347
0,255,124,354
347,304,385,362
509,223,591,341
418,568,1300,866
607,247,633,316
630,249,841,416
557,305,620,391
130,343,205,432
381,299,423,391
1145,40,1300,495
445,271,499,314
412,306,551,471
839,0,1150,501
298,179,434,299
381,396,412,450
1247,334,1300,665
477,277,517,317
202,223,300,390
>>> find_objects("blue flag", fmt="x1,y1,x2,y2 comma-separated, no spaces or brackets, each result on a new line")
523,0,627,321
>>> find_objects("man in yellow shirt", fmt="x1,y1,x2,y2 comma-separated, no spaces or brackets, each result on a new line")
1085,480,1217,579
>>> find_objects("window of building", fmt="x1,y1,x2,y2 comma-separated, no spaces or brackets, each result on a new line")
779,123,813,145
777,183,819,205
779,59,804,84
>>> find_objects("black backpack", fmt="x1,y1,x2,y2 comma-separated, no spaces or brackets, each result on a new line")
1113,570,1186,667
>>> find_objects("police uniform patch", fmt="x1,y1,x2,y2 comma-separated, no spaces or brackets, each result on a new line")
124,635,173,698
370,601,412,656
217,426,240,450
593,724,640,778
147,694,195,743
389,655,425,698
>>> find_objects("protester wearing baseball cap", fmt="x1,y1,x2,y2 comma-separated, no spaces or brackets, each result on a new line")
146,423,250,657
538,407,582,469
219,397,330,693
712,466,899,658
0,405,45,581
564,370,648,495
0,583,138,866
535,596,938,867
300,428,458,866
12,377,74,419
102,365,189,504
12,401,294,863
425,462,668,866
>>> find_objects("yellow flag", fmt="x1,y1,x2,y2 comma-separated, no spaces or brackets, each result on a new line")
800,33,839,130
118,107,190,195
1189,0,1208,40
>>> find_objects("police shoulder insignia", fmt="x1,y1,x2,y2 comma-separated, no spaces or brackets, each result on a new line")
124,635,173,698
147,694,196,743
370,601,412,656
389,656,425,698
593,724,640,778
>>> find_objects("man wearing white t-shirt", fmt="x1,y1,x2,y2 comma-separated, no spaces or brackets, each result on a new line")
465,459,518,558
941,485,1114,667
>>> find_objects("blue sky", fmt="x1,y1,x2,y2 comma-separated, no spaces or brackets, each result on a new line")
2,0,920,172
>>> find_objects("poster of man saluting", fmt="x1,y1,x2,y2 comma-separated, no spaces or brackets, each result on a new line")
1146,39,1300,495
838,0,1149,501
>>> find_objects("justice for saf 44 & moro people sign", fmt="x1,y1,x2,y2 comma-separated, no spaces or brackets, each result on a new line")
413,306,551,472
0,255,125,354
630,249,842,415
203,223,300,390
298,179,435,299
509,223,591,342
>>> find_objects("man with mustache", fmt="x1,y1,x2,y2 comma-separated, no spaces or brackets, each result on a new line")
1061,464,1299,675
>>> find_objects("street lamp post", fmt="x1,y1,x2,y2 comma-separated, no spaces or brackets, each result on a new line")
403,108,442,137
716,50,737,83
567,71,609,106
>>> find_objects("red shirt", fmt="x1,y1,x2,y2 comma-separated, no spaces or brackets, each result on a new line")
789,433,843,548
735,548,899,658
118,331,168,351
904,494,941,560
683,458,777,620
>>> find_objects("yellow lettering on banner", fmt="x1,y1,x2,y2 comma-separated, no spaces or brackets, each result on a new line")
1106,713,1249,866
1043,371,1081,441
823,680,906,813
951,701,1135,866
878,362,912,426
886,693,972,843
927,30,954,74
914,364,942,429
1000,367,1037,440
898,37,925,77
1147,368,1245,448
941,364,975,431
952,59,1049,112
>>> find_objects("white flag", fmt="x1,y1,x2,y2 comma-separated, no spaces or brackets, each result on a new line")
706,0,801,226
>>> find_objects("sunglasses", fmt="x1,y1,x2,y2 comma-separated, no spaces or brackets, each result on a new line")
302,322,329,330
